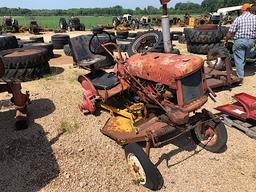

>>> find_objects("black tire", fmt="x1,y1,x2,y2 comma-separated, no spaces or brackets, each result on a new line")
116,31,129,39
64,44,72,56
191,120,227,153
184,28,224,44
0,48,50,82
178,35,186,44
51,34,70,49
124,143,163,190
0,35,18,51
80,24,85,31
127,30,164,56
23,43,54,59
29,36,44,43
187,42,224,55
59,18,67,30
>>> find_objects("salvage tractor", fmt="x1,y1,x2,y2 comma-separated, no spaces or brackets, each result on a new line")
78,0,228,190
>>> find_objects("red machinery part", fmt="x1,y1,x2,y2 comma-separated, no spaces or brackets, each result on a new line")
216,92,256,121
78,75,98,113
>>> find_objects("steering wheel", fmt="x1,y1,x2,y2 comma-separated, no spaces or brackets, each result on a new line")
89,28,113,54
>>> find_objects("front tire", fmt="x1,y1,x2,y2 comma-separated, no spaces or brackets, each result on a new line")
191,120,227,153
124,143,163,191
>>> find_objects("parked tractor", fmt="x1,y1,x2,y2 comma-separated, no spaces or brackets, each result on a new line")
59,17,85,31
112,14,139,29
78,0,228,190
1,16,19,33
29,21,41,34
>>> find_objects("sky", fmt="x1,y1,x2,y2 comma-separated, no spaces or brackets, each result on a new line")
0,0,203,9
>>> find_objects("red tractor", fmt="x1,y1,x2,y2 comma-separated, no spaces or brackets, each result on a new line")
77,1,228,190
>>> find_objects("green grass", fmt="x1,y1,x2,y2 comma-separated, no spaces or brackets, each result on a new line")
0,16,113,29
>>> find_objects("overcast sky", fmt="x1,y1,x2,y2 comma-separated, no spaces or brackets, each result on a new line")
0,0,203,9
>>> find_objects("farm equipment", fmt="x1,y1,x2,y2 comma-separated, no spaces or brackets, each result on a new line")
1,16,19,33
59,17,85,31
112,14,139,30
78,0,228,190
216,93,256,139
29,21,41,35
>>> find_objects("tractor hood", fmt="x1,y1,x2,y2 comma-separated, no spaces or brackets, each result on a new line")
126,52,204,86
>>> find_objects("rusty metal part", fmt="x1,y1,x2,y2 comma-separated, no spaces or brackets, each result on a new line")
205,57,241,89
126,52,204,87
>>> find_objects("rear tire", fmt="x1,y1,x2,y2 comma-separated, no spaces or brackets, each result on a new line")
191,120,227,153
124,143,163,191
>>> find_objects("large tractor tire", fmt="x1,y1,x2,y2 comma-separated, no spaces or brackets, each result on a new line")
0,35,19,51
0,48,50,82
184,28,224,44
51,34,70,49
187,42,224,55
23,43,54,59
18,39,37,48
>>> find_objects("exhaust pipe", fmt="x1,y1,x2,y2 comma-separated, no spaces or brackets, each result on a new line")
161,3,172,53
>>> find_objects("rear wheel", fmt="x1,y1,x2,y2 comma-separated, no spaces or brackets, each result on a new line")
191,120,227,153
124,143,163,191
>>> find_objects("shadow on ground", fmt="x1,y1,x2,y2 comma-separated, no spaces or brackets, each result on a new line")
0,98,61,192
155,131,227,168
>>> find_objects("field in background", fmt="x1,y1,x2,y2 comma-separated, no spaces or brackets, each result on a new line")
0,16,113,29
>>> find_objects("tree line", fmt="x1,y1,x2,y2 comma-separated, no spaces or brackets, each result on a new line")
0,1,256,16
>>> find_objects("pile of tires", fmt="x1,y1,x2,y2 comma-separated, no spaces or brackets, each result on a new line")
184,27,226,55
0,48,50,82
51,34,70,49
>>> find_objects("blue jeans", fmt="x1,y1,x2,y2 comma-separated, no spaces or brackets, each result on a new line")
233,39,254,78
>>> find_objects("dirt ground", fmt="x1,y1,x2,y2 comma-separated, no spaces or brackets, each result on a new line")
0,29,256,192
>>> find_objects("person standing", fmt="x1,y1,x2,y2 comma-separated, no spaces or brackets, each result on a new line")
224,3,256,81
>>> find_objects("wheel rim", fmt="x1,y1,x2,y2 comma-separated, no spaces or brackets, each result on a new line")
127,153,146,185
132,32,159,54
195,125,217,147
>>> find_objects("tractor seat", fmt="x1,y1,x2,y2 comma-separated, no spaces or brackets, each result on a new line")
91,71,119,90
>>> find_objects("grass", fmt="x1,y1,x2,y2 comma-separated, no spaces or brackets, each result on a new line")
0,14,201,30
0,16,113,29
59,121,80,134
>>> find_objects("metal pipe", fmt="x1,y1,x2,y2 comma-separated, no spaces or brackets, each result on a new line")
161,4,172,53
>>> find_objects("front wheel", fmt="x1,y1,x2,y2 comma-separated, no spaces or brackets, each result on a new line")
124,143,163,191
191,120,227,153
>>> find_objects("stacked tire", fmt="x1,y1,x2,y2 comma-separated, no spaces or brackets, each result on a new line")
51,34,70,49
0,48,50,82
23,42,54,59
184,27,226,55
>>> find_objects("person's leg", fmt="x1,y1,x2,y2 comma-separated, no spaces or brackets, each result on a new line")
233,39,247,78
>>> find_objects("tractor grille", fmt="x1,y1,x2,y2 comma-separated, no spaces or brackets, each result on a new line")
181,69,202,104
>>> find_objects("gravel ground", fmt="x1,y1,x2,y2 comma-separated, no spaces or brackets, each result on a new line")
0,30,255,192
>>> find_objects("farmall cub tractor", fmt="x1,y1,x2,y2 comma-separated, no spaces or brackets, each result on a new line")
79,0,228,190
